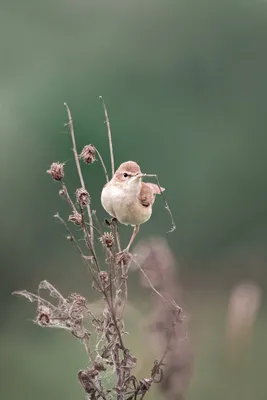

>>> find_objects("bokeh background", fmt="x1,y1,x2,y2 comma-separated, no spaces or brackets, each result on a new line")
1,0,267,399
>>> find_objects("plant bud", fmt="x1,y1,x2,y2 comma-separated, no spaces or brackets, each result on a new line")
47,162,64,181
79,144,96,164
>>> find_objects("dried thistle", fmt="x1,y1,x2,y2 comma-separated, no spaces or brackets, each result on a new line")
13,101,186,400
68,211,82,225
99,232,114,248
99,271,109,285
79,144,96,164
47,162,64,181
76,188,90,206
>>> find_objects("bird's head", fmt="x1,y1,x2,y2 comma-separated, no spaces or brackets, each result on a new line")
113,161,143,191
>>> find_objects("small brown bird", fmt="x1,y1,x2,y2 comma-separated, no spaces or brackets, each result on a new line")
101,161,164,252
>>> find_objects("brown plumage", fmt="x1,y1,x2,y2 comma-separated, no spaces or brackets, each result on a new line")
139,182,163,207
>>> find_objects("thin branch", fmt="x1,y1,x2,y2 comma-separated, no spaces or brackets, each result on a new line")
132,255,182,313
95,147,109,183
143,173,176,233
99,96,115,176
64,102,95,248
62,183,77,212
112,220,128,315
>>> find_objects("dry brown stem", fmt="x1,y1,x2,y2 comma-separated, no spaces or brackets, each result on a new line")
99,96,115,177
64,102,95,248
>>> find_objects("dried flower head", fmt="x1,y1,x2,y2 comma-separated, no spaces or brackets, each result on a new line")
76,188,90,206
99,232,114,248
47,162,64,181
38,312,50,326
68,211,82,225
79,144,96,164
99,271,109,284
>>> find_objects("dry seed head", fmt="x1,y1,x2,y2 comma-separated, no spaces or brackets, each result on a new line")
99,271,109,284
99,232,114,248
79,144,96,164
68,211,82,225
38,312,50,326
47,162,64,181
76,188,90,206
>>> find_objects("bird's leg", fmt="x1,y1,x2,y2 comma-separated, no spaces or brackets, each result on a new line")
124,225,140,253
116,225,140,265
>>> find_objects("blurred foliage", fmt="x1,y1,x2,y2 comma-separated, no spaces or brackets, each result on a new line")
1,0,267,399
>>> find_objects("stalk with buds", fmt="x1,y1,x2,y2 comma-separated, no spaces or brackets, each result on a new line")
13,99,187,400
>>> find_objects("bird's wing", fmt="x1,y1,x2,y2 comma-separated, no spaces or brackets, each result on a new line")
144,182,165,194
139,182,165,207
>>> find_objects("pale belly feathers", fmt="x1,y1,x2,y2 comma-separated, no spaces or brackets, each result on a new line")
101,183,152,226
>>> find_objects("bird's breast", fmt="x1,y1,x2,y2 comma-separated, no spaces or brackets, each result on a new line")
101,183,151,226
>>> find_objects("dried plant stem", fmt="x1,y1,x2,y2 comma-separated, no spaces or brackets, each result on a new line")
114,344,123,400
54,213,85,259
95,147,109,183
64,102,95,248
62,183,77,212
132,256,182,313
83,337,95,364
80,208,101,273
143,173,176,233
112,221,128,315
99,96,115,177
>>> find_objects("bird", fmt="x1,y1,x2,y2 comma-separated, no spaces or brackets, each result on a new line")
101,161,164,253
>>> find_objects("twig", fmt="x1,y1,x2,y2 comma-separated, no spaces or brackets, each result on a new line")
80,207,101,273
112,220,128,315
64,103,95,248
62,183,77,212
132,255,182,313
99,96,115,177
143,173,176,233
95,147,109,183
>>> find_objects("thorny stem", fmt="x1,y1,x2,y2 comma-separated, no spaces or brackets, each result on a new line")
99,96,115,177
95,147,109,183
64,103,95,248
62,183,77,212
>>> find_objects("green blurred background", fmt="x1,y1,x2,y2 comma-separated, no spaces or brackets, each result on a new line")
1,0,267,398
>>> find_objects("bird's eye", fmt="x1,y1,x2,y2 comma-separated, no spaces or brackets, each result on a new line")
123,173,128,178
